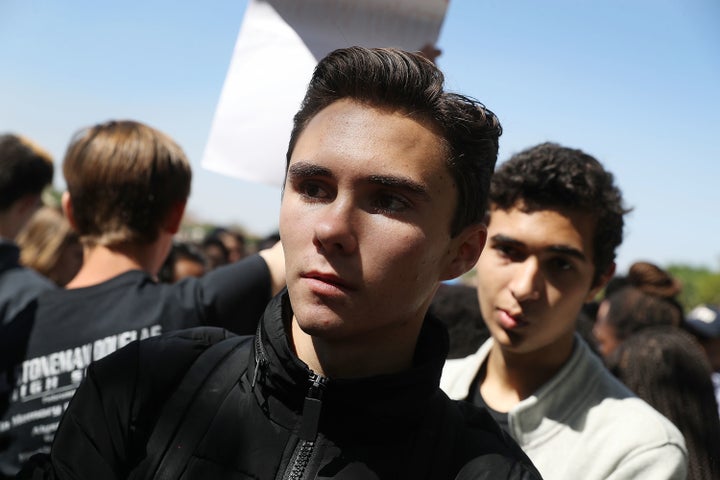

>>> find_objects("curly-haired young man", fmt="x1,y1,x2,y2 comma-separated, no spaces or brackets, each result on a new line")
441,143,687,479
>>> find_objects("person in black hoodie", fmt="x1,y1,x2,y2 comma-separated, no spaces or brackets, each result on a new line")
18,47,541,479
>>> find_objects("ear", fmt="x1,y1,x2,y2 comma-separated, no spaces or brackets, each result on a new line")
163,201,186,235
61,191,78,230
585,261,616,302
440,224,487,281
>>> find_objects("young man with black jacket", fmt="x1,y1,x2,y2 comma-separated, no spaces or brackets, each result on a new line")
18,47,541,479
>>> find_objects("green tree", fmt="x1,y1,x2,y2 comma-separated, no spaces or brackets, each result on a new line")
667,264,720,310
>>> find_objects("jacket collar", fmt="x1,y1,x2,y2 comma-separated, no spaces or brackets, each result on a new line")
248,290,450,437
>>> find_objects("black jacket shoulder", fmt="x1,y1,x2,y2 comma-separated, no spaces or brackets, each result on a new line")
16,327,243,480
449,398,543,479
95,326,241,444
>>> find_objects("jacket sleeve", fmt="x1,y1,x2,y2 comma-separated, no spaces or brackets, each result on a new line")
606,443,687,480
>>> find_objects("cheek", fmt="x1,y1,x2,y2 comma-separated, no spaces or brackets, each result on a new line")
475,254,503,292
368,231,436,282
546,280,587,311
279,201,305,246
474,270,499,320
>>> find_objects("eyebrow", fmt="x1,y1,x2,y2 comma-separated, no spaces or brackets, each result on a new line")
287,161,431,201
368,174,430,200
489,234,588,262
287,161,334,180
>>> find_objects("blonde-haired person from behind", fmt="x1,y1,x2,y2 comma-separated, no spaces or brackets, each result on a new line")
0,120,284,478
16,206,82,287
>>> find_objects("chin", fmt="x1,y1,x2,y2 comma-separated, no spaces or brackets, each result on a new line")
294,305,345,332
494,328,526,349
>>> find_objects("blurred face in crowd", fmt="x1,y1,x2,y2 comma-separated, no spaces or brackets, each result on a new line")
592,300,620,358
173,257,205,282
280,99,482,349
219,231,245,263
476,204,608,363
203,243,228,270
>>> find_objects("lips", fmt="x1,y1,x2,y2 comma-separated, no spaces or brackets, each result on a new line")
301,271,355,292
497,309,528,330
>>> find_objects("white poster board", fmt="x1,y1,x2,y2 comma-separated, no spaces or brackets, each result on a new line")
202,0,450,186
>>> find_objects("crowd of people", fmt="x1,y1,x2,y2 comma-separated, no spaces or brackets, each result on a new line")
1,46,718,479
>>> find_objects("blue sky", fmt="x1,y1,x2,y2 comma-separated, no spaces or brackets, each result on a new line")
1,0,718,273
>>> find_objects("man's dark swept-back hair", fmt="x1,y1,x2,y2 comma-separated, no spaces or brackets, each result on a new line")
489,142,630,285
286,46,502,237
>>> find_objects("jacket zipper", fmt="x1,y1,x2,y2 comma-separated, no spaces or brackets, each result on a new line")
283,372,327,480
251,324,267,388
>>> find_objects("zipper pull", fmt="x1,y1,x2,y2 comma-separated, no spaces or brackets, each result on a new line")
299,373,326,441
251,355,261,388
251,330,266,389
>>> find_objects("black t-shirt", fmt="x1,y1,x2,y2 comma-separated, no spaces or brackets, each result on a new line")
0,254,272,478
469,363,511,433
0,241,55,327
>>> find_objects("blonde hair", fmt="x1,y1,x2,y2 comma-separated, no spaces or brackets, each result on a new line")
17,206,80,285
63,120,191,247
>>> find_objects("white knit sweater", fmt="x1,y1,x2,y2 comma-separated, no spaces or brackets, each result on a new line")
441,335,687,480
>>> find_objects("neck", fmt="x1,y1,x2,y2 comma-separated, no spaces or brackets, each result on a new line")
66,240,168,289
290,316,423,379
481,334,575,411
0,216,19,241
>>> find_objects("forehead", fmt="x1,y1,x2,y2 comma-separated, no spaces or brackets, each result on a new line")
289,99,453,190
488,204,597,257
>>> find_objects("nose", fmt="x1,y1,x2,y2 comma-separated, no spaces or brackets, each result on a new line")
313,198,358,255
509,257,541,302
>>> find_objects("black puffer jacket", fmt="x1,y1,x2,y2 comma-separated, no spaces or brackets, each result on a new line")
18,292,541,479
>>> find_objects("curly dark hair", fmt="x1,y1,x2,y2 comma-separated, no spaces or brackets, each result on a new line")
286,46,502,237
489,142,630,285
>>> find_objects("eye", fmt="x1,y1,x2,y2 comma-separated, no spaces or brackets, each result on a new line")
493,244,522,261
372,192,411,213
548,256,575,273
298,180,330,200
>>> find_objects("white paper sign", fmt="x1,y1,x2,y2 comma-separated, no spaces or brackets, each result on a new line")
202,0,450,186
